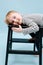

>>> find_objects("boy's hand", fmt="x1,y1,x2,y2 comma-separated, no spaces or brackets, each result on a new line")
11,25,22,32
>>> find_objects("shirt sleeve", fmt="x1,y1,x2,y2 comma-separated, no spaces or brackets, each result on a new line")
22,18,39,35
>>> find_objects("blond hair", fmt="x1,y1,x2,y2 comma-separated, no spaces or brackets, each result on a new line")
5,10,17,25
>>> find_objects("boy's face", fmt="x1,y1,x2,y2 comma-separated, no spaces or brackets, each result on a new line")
8,12,22,25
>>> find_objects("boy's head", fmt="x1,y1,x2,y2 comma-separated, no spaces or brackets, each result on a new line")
5,10,22,25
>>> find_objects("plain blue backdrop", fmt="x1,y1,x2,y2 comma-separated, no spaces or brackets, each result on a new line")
0,0,43,65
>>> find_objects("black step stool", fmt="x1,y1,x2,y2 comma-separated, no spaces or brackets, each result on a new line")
5,24,43,65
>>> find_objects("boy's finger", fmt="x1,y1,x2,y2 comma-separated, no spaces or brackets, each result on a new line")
19,25,21,28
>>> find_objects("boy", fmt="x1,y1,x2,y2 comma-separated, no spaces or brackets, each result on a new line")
5,10,43,42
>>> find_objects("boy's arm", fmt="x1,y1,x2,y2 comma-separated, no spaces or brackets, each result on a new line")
22,19,39,35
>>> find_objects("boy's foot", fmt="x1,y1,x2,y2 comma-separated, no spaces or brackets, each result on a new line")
28,38,36,43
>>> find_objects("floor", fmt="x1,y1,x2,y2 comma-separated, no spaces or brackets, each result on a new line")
0,27,43,65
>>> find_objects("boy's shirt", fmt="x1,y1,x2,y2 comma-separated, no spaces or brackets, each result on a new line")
21,14,43,34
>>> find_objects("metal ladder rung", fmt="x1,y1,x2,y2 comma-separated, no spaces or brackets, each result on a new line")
9,50,39,55
10,38,35,43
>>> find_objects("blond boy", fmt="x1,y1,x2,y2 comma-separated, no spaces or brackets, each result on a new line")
5,10,43,41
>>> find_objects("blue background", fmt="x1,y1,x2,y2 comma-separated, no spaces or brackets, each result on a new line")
0,0,43,65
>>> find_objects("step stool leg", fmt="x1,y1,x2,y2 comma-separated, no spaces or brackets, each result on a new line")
39,50,42,65
39,38,42,65
9,29,13,50
5,27,11,65
39,30,42,65
5,49,9,65
34,44,35,51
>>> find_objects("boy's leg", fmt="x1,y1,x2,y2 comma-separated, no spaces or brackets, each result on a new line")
29,33,36,43
29,33,39,51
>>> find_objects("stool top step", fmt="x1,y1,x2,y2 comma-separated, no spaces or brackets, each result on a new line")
8,24,43,28
8,24,30,28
